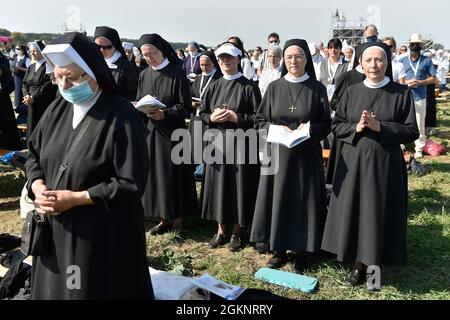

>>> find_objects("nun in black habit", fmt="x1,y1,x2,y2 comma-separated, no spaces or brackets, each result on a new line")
26,32,153,299
249,39,331,273
0,51,21,150
326,42,393,184
137,33,198,233
199,42,262,252
321,44,419,287
94,26,138,101
22,40,57,144
189,50,222,182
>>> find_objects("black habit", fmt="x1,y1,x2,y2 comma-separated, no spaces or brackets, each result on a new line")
137,62,198,219
199,75,262,226
321,81,419,266
109,55,138,101
0,55,21,150
94,26,138,101
249,77,331,252
26,92,153,299
22,61,57,143
326,69,366,184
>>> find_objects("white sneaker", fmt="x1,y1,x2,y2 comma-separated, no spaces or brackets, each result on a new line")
414,151,423,159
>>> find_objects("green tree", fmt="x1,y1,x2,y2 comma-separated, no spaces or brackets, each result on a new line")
11,32,27,44
0,28,12,36
433,43,444,50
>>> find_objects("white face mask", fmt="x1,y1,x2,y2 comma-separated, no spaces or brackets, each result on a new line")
190,50,199,57
15,49,23,56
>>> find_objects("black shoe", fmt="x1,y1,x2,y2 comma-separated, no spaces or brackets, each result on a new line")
228,235,242,252
293,254,307,274
266,252,288,269
209,233,228,248
347,269,366,287
149,222,173,235
255,242,270,254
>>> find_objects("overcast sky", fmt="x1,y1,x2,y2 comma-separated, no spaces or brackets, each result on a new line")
2,0,449,49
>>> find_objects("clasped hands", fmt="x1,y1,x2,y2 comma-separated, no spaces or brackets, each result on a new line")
210,107,238,124
356,110,380,133
31,179,91,216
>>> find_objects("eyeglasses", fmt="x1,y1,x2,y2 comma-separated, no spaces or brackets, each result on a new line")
51,72,87,85
96,44,113,50
285,55,305,62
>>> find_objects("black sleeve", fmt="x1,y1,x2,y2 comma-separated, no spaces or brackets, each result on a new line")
88,105,150,212
332,89,358,145
330,72,348,111
121,60,138,101
238,83,261,128
31,71,56,103
254,82,273,131
25,103,54,198
0,65,15,95
22,69,31,97
379,89,419,145
309,84,332,142
163,69,193,120
199,84,213,125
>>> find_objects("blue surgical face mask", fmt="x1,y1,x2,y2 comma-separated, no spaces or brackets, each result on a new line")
59,80,95,105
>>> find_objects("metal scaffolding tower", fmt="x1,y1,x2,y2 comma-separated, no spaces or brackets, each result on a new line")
331,9,366,46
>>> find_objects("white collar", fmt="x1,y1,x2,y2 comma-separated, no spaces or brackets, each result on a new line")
284,73,309,83
363,76,390,89
223,72,243,80
34,59,46,71
105,50,122,69
152,58,169,70
202,68,216,76
356,65,364,74
72,89,102,129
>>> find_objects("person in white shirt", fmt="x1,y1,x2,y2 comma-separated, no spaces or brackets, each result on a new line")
259,32,281,73
308,42,325,80
383,37,406,83
250,46,263,80
434,49,449,90
258,46,282,96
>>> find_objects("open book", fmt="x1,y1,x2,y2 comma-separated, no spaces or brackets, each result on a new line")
267,121,310,148
190,273,245,300
134,94,167,114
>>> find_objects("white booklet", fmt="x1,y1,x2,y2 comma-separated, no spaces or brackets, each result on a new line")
134,94,167,114
267,121,311,148
190,273,245,300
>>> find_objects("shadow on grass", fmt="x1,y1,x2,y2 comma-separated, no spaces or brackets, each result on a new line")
408,188,448,217
0,198,20,212
306,222,449,296
423,162,450,173
382,222,450,295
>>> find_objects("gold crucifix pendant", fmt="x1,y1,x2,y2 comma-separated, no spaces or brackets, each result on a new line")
289,105,296,113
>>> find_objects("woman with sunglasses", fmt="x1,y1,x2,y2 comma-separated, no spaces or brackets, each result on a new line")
94,26,138,101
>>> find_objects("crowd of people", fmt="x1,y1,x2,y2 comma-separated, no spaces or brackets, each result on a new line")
0,24,445,299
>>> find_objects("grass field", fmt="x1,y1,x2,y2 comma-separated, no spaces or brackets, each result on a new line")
1,102,449,300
